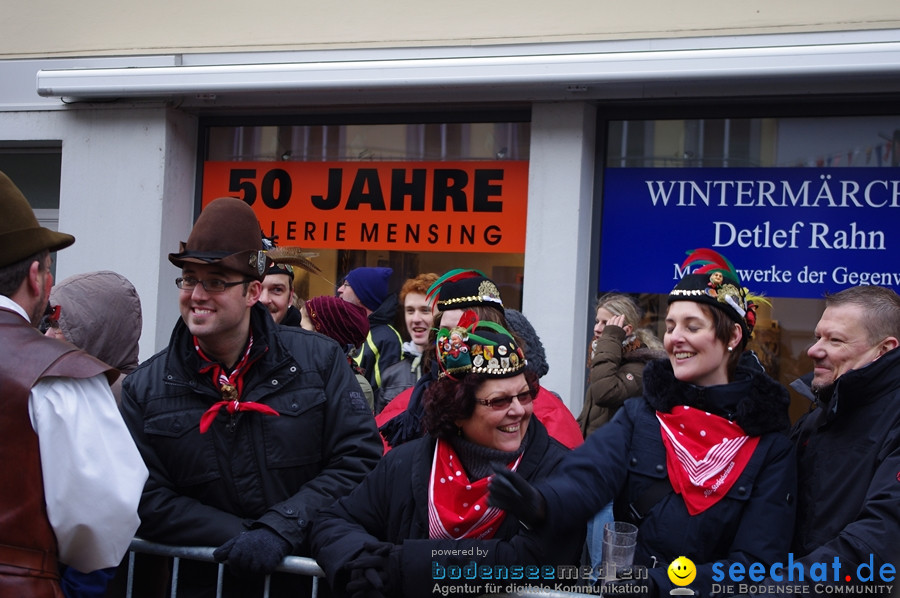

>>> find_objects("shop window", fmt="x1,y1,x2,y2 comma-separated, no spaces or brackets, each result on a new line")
0,147,63,275
601,116,900,421
201,121,529,338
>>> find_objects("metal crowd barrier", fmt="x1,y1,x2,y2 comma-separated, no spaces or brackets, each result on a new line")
123,538,324,598
122,538,598,598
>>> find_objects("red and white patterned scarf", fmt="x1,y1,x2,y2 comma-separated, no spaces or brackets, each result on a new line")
428,439,521,540
196,334,278,433
656,406,759,515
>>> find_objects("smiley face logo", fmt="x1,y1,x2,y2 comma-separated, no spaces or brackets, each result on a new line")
668,556,697,586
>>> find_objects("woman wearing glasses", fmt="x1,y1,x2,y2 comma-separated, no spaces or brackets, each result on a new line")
310,314,582,597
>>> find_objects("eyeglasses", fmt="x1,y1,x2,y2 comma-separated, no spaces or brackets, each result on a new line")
175,276,250,293
473,389,535,410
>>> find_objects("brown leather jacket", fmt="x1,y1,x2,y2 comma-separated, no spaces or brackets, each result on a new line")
0,308,115,597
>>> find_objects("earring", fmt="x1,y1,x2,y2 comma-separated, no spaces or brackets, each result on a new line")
727,346,734,353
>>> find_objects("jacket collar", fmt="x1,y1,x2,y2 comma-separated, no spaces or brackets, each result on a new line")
167,303,281,382
798,346,900,421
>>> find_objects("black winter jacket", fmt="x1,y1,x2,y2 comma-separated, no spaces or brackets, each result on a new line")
310,419,582,597
120,303,383,552
353,294,402,391
790,346,900,582
536,353,797,598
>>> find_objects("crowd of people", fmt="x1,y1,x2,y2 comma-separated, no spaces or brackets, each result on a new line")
2,167,899,598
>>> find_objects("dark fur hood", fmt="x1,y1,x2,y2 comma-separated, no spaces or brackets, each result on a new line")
624,344,667,365
642,351,790,437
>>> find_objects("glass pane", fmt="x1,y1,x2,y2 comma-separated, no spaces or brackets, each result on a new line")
207,123,530,162
602,114,900,421
204,122,529,338
0,149,63,276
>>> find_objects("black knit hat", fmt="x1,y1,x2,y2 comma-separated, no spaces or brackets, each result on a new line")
425,269,504,313
668,248,761,338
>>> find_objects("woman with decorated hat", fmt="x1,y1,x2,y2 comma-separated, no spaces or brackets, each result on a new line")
376,268,582,452
490,248,796,598
310,313,582,597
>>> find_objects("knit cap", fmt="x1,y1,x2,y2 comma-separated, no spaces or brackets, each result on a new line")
344,267,393,312
305,295,370,348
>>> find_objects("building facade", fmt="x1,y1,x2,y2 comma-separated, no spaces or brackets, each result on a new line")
3,2,900,416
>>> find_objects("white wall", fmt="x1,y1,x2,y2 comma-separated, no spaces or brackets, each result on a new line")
0,106,197,362
523,102,597,413
2,0,899,58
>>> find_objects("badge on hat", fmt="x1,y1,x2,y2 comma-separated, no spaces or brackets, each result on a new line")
435,313,526,380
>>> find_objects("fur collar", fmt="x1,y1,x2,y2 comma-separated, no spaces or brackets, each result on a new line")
642,352,790,437
624,344,667,365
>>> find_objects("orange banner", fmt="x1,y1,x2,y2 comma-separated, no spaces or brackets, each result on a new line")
201,161,529,253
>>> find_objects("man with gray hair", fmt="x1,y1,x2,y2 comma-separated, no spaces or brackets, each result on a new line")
790,284,900,589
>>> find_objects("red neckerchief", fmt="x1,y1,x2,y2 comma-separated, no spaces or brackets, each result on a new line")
195,334,278,433
428,439,521,540
656,406,759,515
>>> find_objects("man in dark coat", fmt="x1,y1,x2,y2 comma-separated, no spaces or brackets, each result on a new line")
339,266,402,391
120,197,382,597
788,285,900,592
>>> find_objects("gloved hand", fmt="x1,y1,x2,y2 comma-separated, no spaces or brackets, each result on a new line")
487,464,546,529
343,541,401,598
213,527,292,576
603,566,657,598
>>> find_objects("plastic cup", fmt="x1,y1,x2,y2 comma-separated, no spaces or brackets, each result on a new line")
600,521,638,583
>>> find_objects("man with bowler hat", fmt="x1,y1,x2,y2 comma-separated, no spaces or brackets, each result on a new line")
120,197,382,597
0,170,147,596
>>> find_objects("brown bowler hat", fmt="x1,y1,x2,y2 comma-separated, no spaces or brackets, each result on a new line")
168,197,269,280
0,170,75,268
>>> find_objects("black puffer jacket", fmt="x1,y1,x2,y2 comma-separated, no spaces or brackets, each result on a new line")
120,303,383,552
537,353,796,598
310,419,582,597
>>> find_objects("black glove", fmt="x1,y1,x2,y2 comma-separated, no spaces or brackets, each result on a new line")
213,527,292,576
343,541,401,598
487,463,547,529
602,566,657,598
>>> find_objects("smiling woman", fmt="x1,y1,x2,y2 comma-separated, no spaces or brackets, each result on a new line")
489,248,799,598
309,315,583,597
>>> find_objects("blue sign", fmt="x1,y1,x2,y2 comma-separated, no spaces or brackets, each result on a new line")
599,168,900,299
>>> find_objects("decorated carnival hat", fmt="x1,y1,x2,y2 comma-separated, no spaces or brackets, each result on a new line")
169,197,270,280
425,268,504,313
668,248,765,337
0,170,74,268
435,310,526,379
